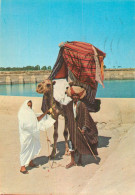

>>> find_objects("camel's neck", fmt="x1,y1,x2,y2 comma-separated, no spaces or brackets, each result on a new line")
44,93,53,108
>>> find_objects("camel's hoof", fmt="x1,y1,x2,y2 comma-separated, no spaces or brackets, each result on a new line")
49,155,55,160
49,150,56,159
65,150,70,156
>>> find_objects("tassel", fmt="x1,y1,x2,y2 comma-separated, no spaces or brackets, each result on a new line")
99,56,104,80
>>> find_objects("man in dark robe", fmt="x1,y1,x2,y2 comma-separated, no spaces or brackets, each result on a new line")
64,86,98,168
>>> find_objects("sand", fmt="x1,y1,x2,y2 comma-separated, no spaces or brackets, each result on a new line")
0,96,135,195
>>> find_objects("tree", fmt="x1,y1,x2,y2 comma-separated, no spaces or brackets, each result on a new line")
41,66,47,70
47,66,52,70
5,67,11,71
34,65,40,70
0,67,5,71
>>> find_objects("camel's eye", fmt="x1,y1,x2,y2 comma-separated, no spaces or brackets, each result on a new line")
47,84,51,87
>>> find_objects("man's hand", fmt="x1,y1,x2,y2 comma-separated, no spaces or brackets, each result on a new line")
48,108,55,116
47,110,50,114
81,129,85,135
78,127,85,135
48,108,53,114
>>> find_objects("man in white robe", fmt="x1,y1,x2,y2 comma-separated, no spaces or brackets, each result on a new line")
18,100,49,174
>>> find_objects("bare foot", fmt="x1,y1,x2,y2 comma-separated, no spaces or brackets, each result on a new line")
66,162,76,169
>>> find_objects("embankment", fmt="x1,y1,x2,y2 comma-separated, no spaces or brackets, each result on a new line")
0,68,135,85
0,70,50,84
104,68,135,80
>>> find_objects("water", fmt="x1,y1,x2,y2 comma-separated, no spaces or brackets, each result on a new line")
96,80,135,98
0,83,42,97
0,80,135,98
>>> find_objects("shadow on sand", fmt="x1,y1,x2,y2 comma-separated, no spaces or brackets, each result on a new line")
27,135,111,169
52,135,111,166
78,135,111,166
27,156,49,171
98,135,111,148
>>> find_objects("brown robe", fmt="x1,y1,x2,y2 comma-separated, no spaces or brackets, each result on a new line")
64,101,98,155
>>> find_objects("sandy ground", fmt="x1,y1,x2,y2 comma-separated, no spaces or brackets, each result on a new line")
0,96,135,195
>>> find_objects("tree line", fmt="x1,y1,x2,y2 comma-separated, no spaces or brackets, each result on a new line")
0,65,52,71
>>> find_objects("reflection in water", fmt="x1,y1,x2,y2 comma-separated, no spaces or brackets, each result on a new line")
0,80,135,98
6,84,12,95
31,83,37,93
19,84,24,95
0,83,42,97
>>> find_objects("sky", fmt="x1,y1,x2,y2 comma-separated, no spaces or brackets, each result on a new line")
0,0,135,69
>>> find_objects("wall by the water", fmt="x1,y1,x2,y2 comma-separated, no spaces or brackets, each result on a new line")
0,69,135,84
104,68,135,80
0,70,51,84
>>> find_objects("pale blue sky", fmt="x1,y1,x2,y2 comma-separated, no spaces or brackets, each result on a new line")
0,0,135,68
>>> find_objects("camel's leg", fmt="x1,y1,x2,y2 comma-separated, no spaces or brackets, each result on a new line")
50,118,58,159
64,116,70,155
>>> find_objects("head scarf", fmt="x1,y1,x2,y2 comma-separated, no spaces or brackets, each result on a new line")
18,100,39,132
65,86,86,99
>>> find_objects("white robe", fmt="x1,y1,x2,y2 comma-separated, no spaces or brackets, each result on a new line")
53,79,72,105
18,100,41,166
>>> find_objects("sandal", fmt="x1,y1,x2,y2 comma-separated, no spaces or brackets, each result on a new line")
20,170,29,174
66,162,76,169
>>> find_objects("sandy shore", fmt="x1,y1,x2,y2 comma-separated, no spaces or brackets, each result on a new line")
0,96,135,195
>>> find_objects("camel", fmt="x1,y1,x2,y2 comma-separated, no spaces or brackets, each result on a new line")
36,79,69,158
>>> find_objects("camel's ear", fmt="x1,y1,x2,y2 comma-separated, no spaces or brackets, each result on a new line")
52,81,56,85
65,87,68,94
69,82,74,87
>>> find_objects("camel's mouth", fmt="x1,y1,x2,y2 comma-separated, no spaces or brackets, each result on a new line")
36,83,52,94
36,83,44,94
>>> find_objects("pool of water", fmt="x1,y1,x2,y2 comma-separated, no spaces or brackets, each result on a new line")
96,80,135,98
0,80,135,98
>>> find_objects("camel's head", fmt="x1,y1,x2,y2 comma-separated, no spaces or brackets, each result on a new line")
36,79,56,95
